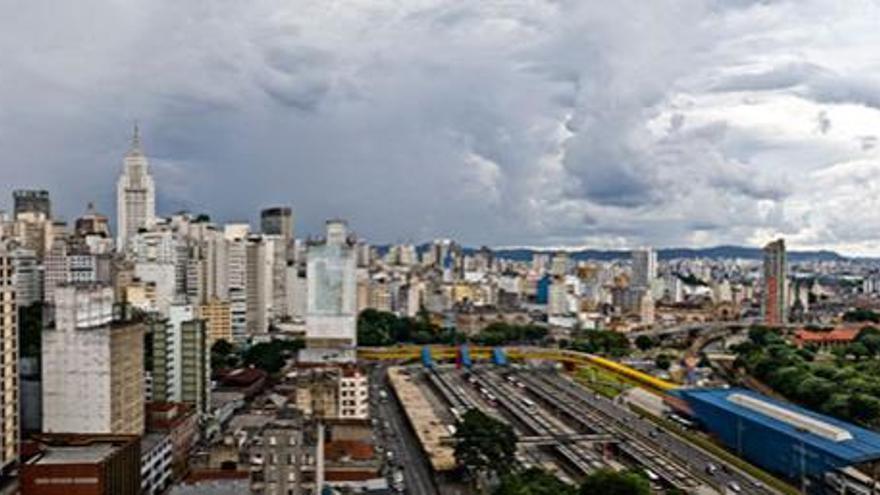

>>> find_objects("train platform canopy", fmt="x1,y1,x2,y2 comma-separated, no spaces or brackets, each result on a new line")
677,388,880,466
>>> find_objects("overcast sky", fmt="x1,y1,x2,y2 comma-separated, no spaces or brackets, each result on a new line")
2,1,880,253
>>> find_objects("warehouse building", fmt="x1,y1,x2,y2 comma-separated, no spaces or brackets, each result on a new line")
678,388,880,489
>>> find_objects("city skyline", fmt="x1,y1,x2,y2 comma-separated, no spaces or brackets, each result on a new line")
4,2,880,254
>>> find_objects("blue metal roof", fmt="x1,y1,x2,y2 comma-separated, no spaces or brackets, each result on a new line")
677,388,880,464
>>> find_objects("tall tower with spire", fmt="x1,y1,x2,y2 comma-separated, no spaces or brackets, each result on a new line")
116,123,156,251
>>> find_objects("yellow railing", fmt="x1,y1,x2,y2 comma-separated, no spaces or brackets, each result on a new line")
356,345,678,395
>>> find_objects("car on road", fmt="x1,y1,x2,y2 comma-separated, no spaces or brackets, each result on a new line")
705,462,718,475
727,481,742,493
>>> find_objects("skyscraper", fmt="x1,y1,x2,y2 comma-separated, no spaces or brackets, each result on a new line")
0,245,19,474
260,206,294,240
42,285,145,435
762,238,788,326
116,124,156,251
12,189,51,219
631,248,657,289
303,220,357,362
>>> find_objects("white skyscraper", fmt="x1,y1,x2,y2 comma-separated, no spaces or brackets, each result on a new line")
303,220,357,362
116,124,156,251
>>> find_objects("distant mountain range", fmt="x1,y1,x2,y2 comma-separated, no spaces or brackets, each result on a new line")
377,244,849,262
486,245,846,262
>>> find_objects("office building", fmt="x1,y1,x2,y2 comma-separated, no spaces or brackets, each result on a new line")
147,305,210,416
631,248,657,289
42,285,145,435
246,409,304,495
304,220,357,362
75,202,111,238
246,235,274,336
116,124,156,251
762,239,787,326
260,206,293,241
20,434,141,495
11,247,41,307
13,189,51,219
0,246,18,473
199,297,232,345
224,224,249,342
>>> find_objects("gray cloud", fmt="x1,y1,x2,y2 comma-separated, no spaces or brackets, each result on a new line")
3,0,880,253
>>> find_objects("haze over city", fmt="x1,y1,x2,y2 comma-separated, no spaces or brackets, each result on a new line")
4,1,880,253
9,3,880,495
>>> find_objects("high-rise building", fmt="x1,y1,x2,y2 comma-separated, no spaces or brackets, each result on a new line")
631,248,657,289
303,220,357,362
11,247,41,307
13,189,51,219
260,206,294,240
199,297,232,345
224,224,249,342
246,235,274,336
75,202,111,238
116,124,156,251
0,246,19,473
762,239,788,326
42,285,145,435
146,305,210,416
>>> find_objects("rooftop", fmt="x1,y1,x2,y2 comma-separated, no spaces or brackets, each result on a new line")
679,388,880,464
794,327,861,343
34,444,117,465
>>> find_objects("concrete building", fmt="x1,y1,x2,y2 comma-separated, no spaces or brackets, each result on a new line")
146,402,199,479
42,285,145,435
116,124,156,251
246,236,274,336
631,248,657,289
199,297,232,345
20,434,141,495
260,206,294,241
140,432,173,495
293,367,369,420
74,202,111,239
224,225,249,342
246,408,305,495
0,247,18,473
304,220,357,362
762,239,788,326
13,189,51,219
11,247,41,307
147,305,210,416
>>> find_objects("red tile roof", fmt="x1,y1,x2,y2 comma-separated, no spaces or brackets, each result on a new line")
795,327,861,343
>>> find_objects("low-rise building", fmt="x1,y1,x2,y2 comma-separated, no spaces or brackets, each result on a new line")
140,432,172,495
20,434,141,495
146,402,199,479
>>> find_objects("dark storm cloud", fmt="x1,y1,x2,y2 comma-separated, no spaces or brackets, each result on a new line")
3,0,880,253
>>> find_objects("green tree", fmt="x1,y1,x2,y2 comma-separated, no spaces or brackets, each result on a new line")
634,335,655,352
843,309,880,323
655,354,672,371
579,470,650,495
494,468,576,495
454,409,517,477
242,339,304,373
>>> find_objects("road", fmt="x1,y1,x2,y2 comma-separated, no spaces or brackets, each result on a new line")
370,365,440,495
520,369,784,495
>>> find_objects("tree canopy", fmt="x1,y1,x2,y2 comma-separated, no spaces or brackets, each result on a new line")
357,308,464,346
734,325,880,428
569,330,632,357
579,470,650,495
454,409,517,477
494,468,577,495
